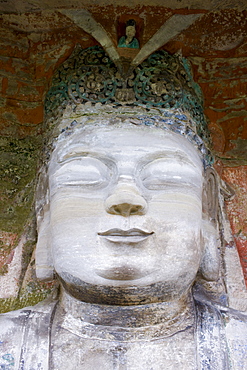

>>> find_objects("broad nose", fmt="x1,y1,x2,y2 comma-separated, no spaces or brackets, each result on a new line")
105,182,147,217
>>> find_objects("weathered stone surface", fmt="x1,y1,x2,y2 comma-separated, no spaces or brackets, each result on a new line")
0,116,247,368
0,2,246,313
0,135,41,297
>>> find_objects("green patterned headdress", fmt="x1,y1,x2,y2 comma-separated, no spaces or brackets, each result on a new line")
45,46,212,166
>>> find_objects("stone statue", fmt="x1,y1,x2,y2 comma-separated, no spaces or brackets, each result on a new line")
0,47,246,369
118,19,139,49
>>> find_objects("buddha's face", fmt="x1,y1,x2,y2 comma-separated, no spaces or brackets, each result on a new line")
48,123,204,304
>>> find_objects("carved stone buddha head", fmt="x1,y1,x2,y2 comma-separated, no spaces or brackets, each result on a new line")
35,47,221,306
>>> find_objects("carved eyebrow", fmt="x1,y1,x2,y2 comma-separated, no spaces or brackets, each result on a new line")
58,149,112,164
139,150,199,168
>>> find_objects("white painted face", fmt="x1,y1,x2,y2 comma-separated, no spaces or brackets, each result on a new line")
48,123,204,304
126,25,136,39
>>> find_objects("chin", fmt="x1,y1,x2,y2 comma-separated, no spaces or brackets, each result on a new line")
95,265,153,281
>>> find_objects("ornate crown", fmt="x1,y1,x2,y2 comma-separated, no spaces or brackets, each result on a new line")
45,46,212,165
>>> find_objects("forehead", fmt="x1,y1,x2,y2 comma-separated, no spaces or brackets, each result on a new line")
52,123,202,169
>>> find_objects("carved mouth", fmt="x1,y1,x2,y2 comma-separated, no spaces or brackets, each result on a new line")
98,228,154,243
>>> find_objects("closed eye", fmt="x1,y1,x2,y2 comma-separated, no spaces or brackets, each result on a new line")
140,158,202,191
52,157,112,189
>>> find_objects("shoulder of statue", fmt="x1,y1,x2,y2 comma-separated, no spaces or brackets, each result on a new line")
220,305,247,367
195,297,247,369
0,297,58,368
0,297,58,343
0,306,32,334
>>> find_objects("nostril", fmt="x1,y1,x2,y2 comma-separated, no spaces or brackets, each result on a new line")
111,205,122,215
130,205,143,215
105,191,147,216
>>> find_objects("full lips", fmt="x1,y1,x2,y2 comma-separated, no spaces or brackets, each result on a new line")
98,228,154,243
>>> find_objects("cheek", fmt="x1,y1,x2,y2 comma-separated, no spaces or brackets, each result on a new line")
151,224,202,258
49,196,105,255
50,194,106,222
155,231,202,285
145,194,203,266
147,193,202,226
50,217,103,276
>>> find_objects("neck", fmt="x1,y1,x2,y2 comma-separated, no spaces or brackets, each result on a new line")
58,287,195,329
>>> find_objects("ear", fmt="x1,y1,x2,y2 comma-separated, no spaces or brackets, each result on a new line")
199,168,220,281
35,206,54,281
